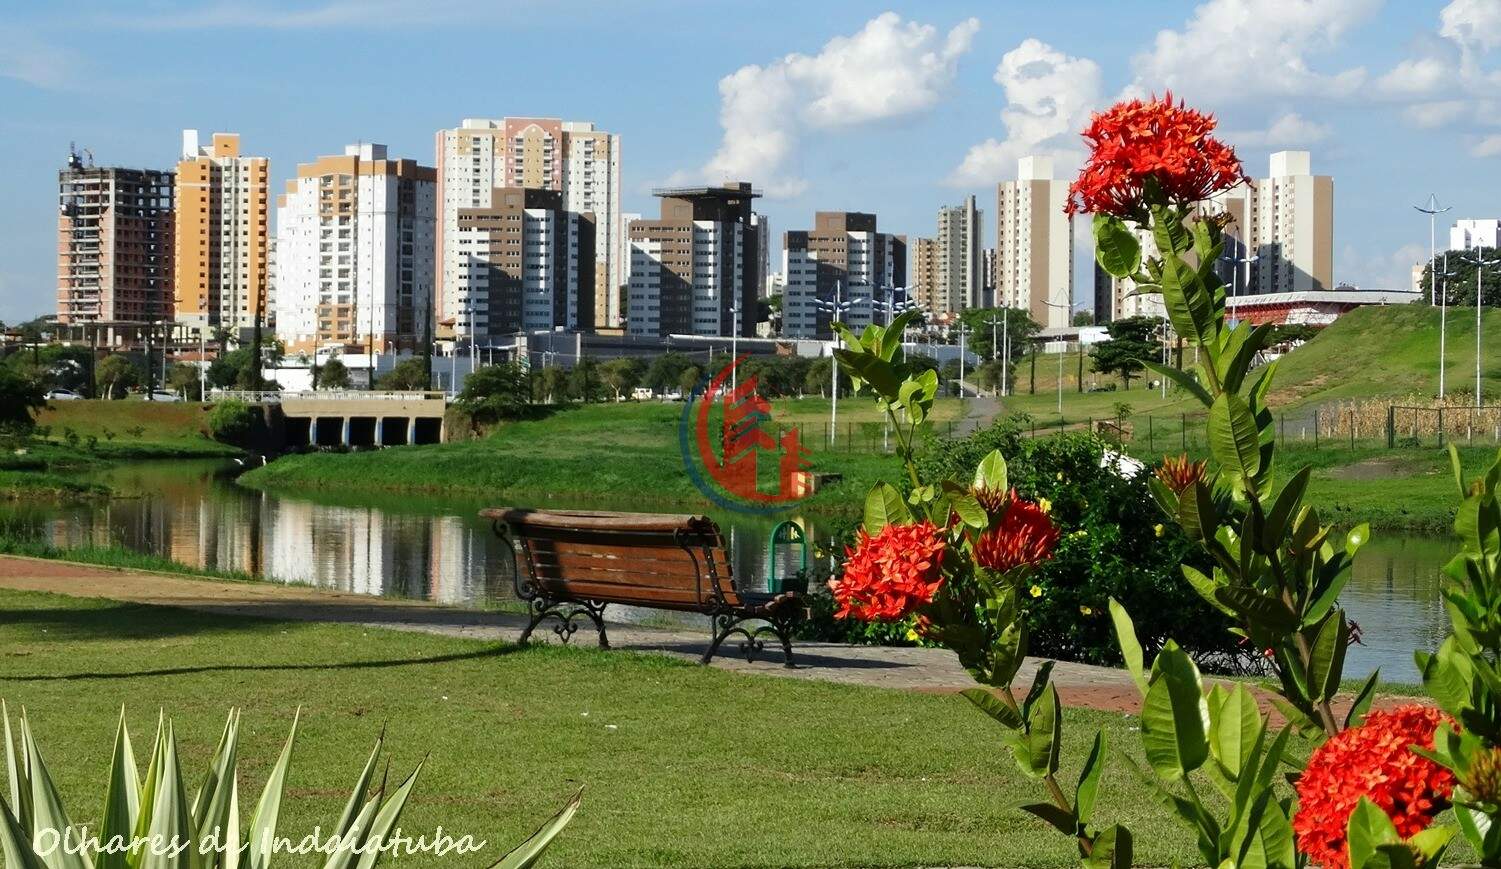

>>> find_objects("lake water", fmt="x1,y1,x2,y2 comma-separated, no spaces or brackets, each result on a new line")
0,459,1453,683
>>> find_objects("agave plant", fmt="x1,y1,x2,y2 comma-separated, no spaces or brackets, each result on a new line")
0,706,578,869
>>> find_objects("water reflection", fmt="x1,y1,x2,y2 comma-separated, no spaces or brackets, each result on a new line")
0,460,1453,682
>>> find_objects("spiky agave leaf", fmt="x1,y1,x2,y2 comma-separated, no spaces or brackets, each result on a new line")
20,711,92,869
319,792,381,869
490,788,583,869
0,791,47,869
191,711,239,869
126,712,167,869
350,761,423,869
4,702,33,836
245,710,298,869
98,707,141,869
330,733,382,847
138,722,197,869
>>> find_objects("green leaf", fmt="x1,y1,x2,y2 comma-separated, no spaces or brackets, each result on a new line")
1140,643,1210,781
974,450,1008,492
192,709,240,868
1214,586,1299,634
248,710,300,869
949,492,987,528
20,714,92,869
351,762,425,869
1020,802,1076,836
1261,467,1310,552
1307,611,1349,703
959,688,1023,730
1018,683,1061,779
862,483,911,533
99,709,141,869
138,722,194,869
1208,685,1261,778
1450,444,1467,497
0,795,46,869
1181,566,1235,616
1209,392,1262,484
1347,797,1400,869
1076,731,1106,826
1141,359,1213,407
1083,825,1133,869
1108,598,1148,696
1093,215,1142,278
330,734,384,846
1345,670,1381,729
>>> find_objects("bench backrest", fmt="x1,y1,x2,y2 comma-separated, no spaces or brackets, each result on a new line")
482,509,740,611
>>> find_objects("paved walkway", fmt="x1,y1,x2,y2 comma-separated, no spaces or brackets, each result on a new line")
0,555,1143,710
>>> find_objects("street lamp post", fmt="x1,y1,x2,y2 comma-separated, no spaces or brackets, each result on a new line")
1041,297,1070,414
1416,195,1453,398
729,303,740,392
813,281,855,446
1471,244,1501,408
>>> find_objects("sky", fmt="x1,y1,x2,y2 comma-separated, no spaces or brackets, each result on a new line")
2,0,1499,323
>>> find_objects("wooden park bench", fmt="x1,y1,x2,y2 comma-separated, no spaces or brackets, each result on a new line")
481,508,807,667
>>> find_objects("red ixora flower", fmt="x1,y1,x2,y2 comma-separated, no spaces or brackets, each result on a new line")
1066,92,1248,218
1293,705,1456,869
973,489,1060,574
829,521,946,621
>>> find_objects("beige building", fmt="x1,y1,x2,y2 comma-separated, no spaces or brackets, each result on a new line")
435,118,621,335
274,143,437,355
173,131,269,339
1210,150,1333,296
997,156,1073,328
935,195,982,316
911,237,940,318
781,211,906,339
56,148,174,325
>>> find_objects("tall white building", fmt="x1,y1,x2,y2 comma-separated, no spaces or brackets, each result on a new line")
936,195,982,316
1211,150,1333,296
435,118,621,335
274,143,436,354
1451,219,1501,251
627,184,762,338
997,156,1073,328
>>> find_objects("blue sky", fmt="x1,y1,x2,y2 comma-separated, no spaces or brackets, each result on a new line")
2,0,1497,322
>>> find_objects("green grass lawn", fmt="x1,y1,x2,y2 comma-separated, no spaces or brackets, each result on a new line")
0,587,1223,868
34,400,240,458
242,401,904,515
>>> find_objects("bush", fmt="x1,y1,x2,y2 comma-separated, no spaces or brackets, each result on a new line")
0,367,45,436
912,417,1241,669
457,362,532,423
377,357,431,390
207,398,256,445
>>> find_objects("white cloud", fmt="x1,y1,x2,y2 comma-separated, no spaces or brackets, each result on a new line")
695,13,979,197
1404,100,1470,128
1440,0,1501,51
0,28,82,90
1131,0,1378,100
1226,112,1332,147
1471,134,1501,157
947,38,1102,187
1376,57,1454,96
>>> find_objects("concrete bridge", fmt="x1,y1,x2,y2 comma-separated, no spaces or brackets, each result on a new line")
218,391,447,448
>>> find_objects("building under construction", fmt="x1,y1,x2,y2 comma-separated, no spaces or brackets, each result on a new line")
56,145,175,325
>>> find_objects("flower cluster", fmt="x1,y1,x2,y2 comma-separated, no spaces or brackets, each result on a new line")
830,521,946,621
1155,453,1208,495
1065,93,1247,218
1293,705,1455,869
973,489,1060,575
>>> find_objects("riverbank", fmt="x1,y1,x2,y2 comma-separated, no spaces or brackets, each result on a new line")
240,401,916,515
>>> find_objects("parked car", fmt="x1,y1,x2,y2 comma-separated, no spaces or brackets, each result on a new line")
44,389,81,400
145,390,181,402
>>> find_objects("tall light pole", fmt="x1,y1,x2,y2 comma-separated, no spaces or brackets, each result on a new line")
982,313,1005,397
813,281,854,445
1416,195,1453,398
1472,244,1501,408
1042,296,1070,414
728,303,740,392
1438,252,1458,399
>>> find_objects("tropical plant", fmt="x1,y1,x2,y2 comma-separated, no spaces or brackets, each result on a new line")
0,706,578,869
207,399,256,445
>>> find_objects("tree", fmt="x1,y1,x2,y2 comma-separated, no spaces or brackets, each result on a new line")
646,352,694,395
1420,246,1501,306
972,359,1009,393
207,348,251,389
95,354,141,399
0,368,45,435
316,358,352,390
1072,310,1095,326
166,363,203,400
958,307,1041,362
3,344,90,392
804,357,850,397
537,366,568,404
377,357,431,391
678,365,703,398
207,399,255,445
568,357,608,402
598,357,645,401
1090,315,1161,389
457,362,531,422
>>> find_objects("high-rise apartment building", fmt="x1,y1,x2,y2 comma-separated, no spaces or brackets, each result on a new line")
911,237,939,316
56,148,174,325
453,187,595,336
435,118,621,334
1210,150,1333,296
626,183,761,338
1451,219,1501,251
274,143,437,355
781,212,906,339
935,195,982,316
997,156,1073,328
173,131,269,339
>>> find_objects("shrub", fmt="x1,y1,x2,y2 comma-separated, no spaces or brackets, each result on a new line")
0,367,44,436
207,398,256,444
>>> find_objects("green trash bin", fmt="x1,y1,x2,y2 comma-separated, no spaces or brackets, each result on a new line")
768,520,809,595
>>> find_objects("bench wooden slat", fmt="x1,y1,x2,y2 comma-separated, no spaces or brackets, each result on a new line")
527,553,706,588
481,508,709,533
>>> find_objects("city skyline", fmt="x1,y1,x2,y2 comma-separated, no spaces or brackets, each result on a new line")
3,0,1498,323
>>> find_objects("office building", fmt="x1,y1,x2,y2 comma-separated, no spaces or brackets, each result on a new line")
435,118,621,333
780,211,906,339
935,195,982,315
1210,150,1333,295
274,143,437,354
996,156,1073,328
56,147,174,325
1451,219,1501,251
626,183,761,338
173,131,269,339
